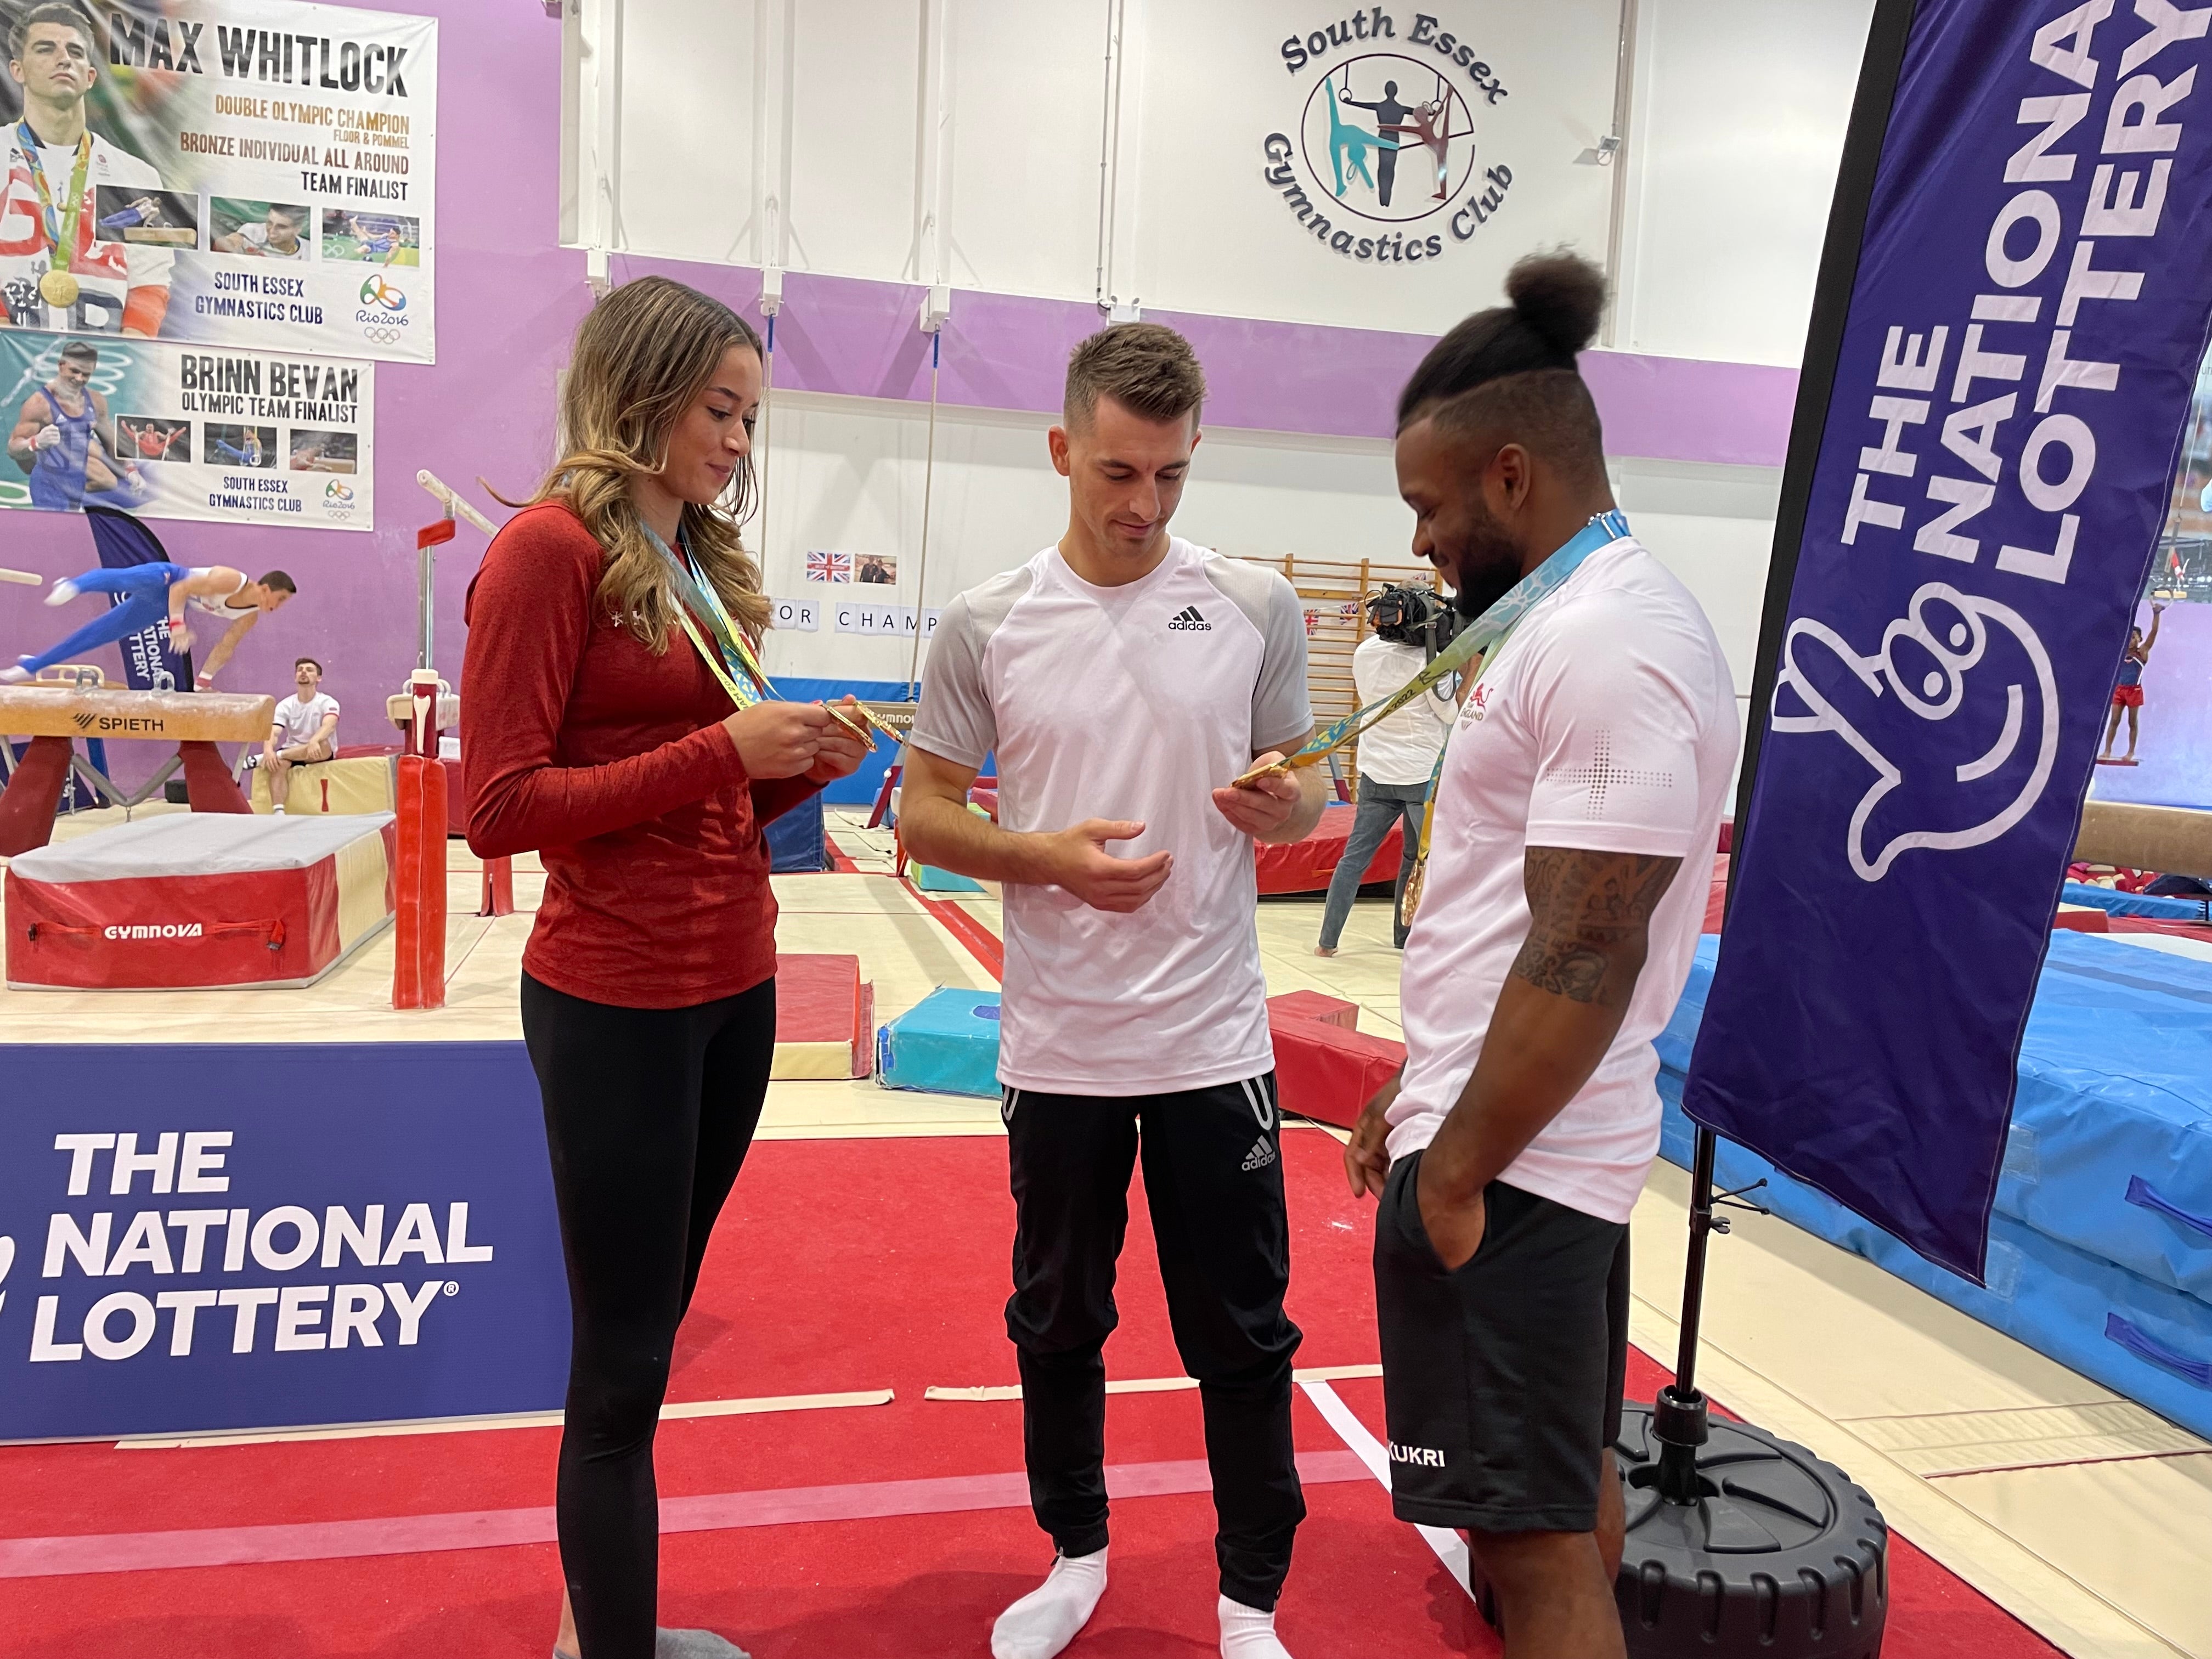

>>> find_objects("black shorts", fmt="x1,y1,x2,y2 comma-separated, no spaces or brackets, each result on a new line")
1373,1150,1630,1533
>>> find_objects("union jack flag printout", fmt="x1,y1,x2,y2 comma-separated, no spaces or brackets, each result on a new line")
806,550,853,584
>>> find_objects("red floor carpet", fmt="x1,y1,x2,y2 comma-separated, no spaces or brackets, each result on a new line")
1,1132,2061,1657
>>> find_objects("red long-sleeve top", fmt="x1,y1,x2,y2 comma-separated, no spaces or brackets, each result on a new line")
461,500,816,1008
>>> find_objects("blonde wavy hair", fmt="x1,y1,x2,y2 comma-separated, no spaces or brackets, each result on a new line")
508,275,771,651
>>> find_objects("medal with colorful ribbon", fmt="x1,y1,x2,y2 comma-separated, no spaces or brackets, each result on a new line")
643,522,884,747
1400,510,1629,923
19,126,92,311
1231,509,1630,792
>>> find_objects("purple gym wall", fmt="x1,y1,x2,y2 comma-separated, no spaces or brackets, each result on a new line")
0,2,1801,782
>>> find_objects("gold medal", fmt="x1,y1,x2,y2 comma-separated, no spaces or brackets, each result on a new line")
37,268,78,308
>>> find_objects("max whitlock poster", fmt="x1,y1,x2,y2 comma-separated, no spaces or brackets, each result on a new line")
0,0,435,362
0,329,372,526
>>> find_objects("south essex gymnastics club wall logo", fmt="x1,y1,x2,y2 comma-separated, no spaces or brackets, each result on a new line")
1263,18,1514,266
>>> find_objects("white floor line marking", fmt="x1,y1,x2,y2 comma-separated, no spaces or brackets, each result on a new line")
116,1389,895,1449
1299,1379,1473,1599
923,1365,1385,1404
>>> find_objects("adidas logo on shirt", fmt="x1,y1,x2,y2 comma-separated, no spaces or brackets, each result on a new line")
1242,1136,1277,1172
1167,605,1212,631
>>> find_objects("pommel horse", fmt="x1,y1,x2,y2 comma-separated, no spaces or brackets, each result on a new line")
0,664,276,855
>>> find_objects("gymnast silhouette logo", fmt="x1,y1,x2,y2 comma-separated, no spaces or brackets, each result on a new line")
1770,582,2059,883
358,273,406,312
1298,55,1477,222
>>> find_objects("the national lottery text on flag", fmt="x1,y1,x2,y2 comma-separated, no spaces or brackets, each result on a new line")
806,549,852,583
1683,0,2212,1280
0,0,436,363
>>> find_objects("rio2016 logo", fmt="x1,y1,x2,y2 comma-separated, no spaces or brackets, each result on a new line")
359,274,406,313
1262,12,1516,265
324,479,356,506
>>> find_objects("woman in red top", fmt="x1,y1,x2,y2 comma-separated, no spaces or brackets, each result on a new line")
464,275,865,1659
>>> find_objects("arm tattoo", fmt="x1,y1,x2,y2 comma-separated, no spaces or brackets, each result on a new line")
1510,847,1683,1006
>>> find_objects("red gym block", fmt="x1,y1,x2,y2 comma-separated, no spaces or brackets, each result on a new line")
773,953,873,1079
2053,907,2111,933
1268,989,1359,1031
1268,999,1404,1130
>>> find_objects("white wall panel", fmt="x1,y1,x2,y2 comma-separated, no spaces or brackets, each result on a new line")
1616,0,1875,366
607,0,760,265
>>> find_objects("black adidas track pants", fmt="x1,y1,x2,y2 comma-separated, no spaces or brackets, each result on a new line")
1001,1071,1306,1610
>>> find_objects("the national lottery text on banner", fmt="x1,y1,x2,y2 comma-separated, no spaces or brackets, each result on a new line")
1681,0,2212,1282
0,0,435,362
0,327,373,527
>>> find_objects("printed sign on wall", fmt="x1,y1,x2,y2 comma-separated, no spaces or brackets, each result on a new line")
0,328,373,528
0,0,436,362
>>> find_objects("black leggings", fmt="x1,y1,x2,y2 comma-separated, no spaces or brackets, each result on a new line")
521,971,778,1659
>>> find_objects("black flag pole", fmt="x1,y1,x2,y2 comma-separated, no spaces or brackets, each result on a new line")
1643,0,1919,1514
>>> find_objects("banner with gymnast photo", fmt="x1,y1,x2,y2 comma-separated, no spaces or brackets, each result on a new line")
0,328,373,528
1681,0,2212,1280
0,0,436,362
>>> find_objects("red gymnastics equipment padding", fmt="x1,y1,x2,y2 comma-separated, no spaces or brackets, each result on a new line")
4,813,396,990
178,740,252,813
1269,988,1361,1030
392,754,447,1010
1267,992,1405,1131
1255,802,1403,896
0,734,74,856
771,953,875,1080
477,855,515,917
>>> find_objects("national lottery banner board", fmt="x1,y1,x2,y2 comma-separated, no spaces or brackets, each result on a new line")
0,1044,567,1441
0,0,435,362
1683,0,2212,1281
0,327,373,528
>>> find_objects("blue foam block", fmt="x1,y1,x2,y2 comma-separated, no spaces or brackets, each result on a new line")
877,986,1002,1097
913,862,985,893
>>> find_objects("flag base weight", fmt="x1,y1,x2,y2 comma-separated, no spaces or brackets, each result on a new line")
1463,1399,1889,1655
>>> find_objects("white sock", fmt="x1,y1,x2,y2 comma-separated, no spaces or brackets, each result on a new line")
0,662,28,684
271,804,285,814
992,1549,1107,1659
1218,1595,1292,1659
43,579,78,607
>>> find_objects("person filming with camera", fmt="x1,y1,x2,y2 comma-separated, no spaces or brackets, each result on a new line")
1314,585,1457,956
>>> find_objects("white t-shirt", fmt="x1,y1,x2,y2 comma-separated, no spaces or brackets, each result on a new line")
1352,634,1454,786
0,132,173,331
913,537,1312,1095
273,692,340,749
1387,537,1737,1223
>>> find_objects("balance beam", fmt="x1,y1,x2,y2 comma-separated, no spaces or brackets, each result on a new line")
0,686,275,855
2075,800,2212,881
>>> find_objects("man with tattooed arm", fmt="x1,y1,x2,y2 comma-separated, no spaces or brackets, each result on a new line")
1342,253,1737,1659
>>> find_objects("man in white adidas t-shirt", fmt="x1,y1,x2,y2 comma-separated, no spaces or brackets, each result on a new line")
1342,255,1736,1658
904,324,1324,1659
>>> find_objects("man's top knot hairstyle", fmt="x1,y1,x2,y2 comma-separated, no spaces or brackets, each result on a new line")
1396,250,1607,430
1065,323,1206,432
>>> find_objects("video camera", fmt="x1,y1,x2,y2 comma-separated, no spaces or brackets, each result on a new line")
1365,583,1463,659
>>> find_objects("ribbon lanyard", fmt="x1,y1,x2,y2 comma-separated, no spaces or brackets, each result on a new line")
19,126,91,283
1396,510,1630,923
641,522,774,712
1237,508,1629,788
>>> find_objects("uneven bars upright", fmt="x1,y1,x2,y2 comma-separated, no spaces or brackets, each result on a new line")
415,469,499,537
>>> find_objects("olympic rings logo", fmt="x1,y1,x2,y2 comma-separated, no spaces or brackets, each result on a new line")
359,325,405,345
358,273,407,312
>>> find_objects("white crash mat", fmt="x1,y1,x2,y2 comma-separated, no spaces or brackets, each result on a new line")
6,814,396,990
